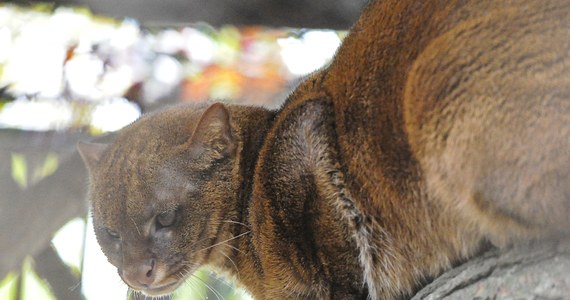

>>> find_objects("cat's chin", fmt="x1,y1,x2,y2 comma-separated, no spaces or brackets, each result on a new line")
138,281,182,297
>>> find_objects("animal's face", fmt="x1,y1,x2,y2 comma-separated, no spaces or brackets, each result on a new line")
79,104,239,296
89,155,204,296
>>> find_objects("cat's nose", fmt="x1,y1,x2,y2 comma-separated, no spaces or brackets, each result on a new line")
123,258,157,288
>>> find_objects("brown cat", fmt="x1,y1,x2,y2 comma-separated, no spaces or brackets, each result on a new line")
78,0,570,299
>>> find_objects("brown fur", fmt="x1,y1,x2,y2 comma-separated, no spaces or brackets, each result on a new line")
79,1,570,299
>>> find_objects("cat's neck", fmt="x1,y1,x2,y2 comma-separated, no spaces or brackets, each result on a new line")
232,106,275,232
209,105,274,289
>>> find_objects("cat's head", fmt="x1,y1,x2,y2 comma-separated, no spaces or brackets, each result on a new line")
78,103,240,296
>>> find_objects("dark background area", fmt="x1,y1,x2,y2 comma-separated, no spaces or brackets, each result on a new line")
4,0,365,29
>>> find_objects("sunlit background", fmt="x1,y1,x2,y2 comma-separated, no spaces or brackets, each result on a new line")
0,4,343,300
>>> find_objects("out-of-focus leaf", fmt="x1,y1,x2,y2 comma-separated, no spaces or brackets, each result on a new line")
21,257,56,300
216,26,241,66
0,273,18,300
11,152,27,189
70,6,93,17
88,126,105,136
338,31,349,41
30,3,56,13
32,152,59,184
218,26,241,51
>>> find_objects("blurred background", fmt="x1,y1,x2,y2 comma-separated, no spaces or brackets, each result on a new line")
0,0,365,299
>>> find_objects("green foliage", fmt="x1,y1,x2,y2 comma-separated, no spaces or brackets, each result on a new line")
0,258,58,300
173,269,209,300
10,152,59,190
32,152,58,184
171,268,251,300
0,273,18,300
21,258,56,300
10,153,27,189
28,3,56,13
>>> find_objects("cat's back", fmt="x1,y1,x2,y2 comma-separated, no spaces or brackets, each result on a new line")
280,0,570,252
313,0,570,239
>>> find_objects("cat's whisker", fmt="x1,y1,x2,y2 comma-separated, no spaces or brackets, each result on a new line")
218,249,241,280
223,242,245,255
183,274,206,300
207,270,235,290
183,234,217,251
179,261,225,299
184,273,203,299
177,263,222,298
130,289,141,300
128,287,142,300
179,260,199,271
191,273,224,300
129,216,142,237
183,221,250,252
221,220,251,229
195,231,251,254
140,290,150,300
169,277,185,300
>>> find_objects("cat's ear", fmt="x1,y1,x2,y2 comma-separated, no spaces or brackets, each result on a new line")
189,103,236,159
77,141,108,172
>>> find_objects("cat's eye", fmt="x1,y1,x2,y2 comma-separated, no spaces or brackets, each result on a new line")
106,228,120,239
157,210,177,228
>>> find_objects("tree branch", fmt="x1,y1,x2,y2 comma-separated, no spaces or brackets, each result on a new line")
0,130,90,279
412,240,570,299
34,245,84,300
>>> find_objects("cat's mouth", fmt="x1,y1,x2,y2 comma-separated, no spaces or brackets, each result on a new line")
120,257,197,296
141,281,182,296
123,266,191,297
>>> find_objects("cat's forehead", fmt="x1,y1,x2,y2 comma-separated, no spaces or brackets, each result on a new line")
91,184,175,236
91,150,190,228
89,103,209,228
91,153,157,224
